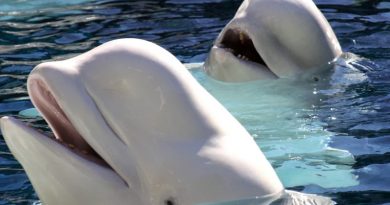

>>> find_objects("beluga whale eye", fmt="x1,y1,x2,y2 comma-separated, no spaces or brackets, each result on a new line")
164,197,176,205
219,28,268,68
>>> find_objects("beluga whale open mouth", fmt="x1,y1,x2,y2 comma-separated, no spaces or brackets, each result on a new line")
208,27,277,81
218,29,269,69
1,38,335,205
204,0,342,82
27,77,108,167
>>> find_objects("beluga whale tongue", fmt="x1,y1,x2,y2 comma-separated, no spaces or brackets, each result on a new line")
204,0,342,82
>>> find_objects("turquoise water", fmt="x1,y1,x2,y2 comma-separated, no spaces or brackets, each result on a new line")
0,0,389,204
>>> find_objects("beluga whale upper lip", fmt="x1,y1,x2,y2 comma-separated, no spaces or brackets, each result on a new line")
204,0,342,82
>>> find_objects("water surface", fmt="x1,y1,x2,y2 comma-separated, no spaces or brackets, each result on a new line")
0,0,389,204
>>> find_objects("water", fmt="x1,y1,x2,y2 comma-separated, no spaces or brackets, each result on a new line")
0,0,389,204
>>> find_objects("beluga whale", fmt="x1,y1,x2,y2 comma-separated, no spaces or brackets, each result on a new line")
204,0,342,82
1,39,333,205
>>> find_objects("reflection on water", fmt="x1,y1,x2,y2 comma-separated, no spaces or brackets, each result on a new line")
0,0,94,13
0,0,389,204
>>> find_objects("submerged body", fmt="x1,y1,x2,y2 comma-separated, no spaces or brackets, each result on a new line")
204,0,342,82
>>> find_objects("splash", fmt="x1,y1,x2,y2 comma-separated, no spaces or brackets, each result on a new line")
199,190,335,205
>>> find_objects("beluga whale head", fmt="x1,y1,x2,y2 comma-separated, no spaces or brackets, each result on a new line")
1,38,287,205
204,0,342,82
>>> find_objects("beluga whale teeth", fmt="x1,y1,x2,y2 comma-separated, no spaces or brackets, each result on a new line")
204,0,342,82
219,29,268,66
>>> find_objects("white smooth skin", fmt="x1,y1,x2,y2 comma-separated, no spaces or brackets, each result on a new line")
204,0,342,82
1,39,284,205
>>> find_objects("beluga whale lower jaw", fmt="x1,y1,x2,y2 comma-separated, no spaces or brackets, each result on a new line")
204,0,342,82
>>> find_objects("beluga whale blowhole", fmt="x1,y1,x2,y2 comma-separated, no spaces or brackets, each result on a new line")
1,39,334,204
204,0,342,82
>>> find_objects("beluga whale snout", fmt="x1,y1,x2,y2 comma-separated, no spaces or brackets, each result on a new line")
1,38,334,205
204,0,342,82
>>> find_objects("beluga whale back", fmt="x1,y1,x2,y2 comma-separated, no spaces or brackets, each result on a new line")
204,0,342,82
1,39,333,205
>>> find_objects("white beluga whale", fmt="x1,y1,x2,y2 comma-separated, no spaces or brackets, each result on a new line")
1,39,333,205
204,0,342,82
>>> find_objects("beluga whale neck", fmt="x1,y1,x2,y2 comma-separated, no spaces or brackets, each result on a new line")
204,0,342,82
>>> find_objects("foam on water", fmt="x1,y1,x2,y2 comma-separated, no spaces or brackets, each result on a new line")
200,190,335,205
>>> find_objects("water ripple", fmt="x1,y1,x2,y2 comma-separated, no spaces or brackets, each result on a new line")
0,0,389,204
